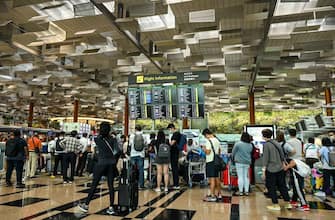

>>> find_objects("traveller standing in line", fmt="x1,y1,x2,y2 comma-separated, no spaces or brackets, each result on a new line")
60,130,82,183
154,130,170,193
5,130,28,188
261,129,291,211
318,137,335,196
129,125,146,190
304,137,319,168
167,123,181,190
202,128,222,202
78,122,120,215
51,132,65,178
26,133,42,178
287,129,302,160
76,133,90,177
232,132,253,196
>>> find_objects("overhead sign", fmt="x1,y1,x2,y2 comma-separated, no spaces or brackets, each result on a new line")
128,71,210,85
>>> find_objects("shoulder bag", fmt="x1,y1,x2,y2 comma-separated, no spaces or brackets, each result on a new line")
209,139,226,171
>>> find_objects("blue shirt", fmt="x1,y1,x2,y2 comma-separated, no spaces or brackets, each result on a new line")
319,146,335,170
232,141,253,165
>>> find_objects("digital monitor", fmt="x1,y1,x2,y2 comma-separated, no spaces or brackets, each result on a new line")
245,125,276,154
300,120,307,131
314,114,325,128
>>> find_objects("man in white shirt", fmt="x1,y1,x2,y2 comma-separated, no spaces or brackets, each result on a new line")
129,125,146,189
287,129,303,160
76,133,90,177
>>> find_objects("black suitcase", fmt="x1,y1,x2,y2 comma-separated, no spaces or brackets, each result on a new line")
118,159,139,211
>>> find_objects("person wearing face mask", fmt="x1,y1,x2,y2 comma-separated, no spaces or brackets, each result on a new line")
78,122,121,215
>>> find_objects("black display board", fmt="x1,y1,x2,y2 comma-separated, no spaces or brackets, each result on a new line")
128,85,204,119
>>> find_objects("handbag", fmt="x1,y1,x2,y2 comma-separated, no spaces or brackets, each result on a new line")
293,159,311,177
209,139,226,171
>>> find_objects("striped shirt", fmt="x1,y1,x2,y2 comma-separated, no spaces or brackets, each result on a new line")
60,137,82,153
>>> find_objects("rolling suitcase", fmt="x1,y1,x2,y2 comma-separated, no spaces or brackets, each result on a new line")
118,159,139,211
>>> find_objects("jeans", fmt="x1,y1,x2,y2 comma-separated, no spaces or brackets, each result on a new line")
236,163,250,193
170,151,179,187
6,160,24,184
76,152,88,176
323,169,335,195
86,163,116,206
266,170,290,204
62,152,77,182
53,154,63,176
131,156,144,188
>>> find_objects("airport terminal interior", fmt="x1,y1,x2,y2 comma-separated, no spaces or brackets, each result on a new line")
1,0,335,219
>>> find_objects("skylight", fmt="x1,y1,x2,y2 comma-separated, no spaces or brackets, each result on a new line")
136,6,175,32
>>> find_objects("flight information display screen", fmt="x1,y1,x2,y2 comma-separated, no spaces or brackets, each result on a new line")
128,85,204,119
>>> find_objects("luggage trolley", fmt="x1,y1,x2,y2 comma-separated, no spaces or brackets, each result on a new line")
187,156,207,188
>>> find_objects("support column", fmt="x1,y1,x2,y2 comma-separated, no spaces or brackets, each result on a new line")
28,101,34,127
124,96,129,136
73,99,79,123
249,92,255,125
182,118,189,129
325,87,333,117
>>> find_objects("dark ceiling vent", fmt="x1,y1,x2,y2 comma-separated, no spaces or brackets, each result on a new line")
74,2,95,17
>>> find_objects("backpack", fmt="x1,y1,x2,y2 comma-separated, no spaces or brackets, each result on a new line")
158,143,170,158
5,139,18,157
55,138,64,151
252,145,260,160
328,146,335,167
134,134,145,151
177,134,187,151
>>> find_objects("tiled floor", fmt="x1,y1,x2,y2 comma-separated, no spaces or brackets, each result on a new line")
0,175,334,220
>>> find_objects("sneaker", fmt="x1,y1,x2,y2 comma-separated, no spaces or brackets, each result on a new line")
106,206,115,215
6,182,12,187
164,187,168,193
297,204,310,211
239,192,243,196
78,203,88,213
63,181,67,184
290,201,299,208
154,188,161,192
203,195,217,202
172,186,180,190
267,204,281,211
68,181,73,184
139,186,146,190
16,183,25,189
244,192,249,196
285,203,293,209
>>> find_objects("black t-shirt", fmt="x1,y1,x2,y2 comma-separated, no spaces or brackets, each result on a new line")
171,131,181,153
6,137,27,160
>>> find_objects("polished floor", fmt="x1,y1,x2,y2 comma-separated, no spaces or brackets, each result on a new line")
0,174,334,220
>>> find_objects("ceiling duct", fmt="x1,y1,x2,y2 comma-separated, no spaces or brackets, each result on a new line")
0,23,13,42
74,2,96,17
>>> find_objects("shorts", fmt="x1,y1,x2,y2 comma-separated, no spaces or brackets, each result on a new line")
206,161,219,178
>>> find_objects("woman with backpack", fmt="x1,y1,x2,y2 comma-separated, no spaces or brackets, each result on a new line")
318,137,335,196
153,130,170,193
232,132,253,196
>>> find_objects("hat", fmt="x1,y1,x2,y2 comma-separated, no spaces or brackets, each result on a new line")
167,123,175,129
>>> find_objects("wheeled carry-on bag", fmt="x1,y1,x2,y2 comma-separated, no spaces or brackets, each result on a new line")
118,158,139,211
